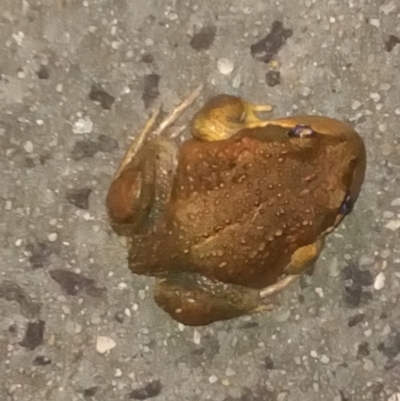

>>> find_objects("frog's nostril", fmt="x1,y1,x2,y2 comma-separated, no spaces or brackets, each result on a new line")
288,124,314,138
339,194,353,215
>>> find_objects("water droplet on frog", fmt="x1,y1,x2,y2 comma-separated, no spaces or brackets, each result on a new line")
275,229,283,236
258,242,266,251
219,261,227,268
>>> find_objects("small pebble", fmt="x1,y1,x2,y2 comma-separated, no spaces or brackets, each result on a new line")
351,100,361,110
300,86,312,97
61,305,71,314
48,233,58,242
193,328,201,345
208,375,218,384
310,350,318,358
374,272,385,290
370,92,381,102
73,116,93,134
24,141,34,153
385,220,400,231
217,58,234,75
320,355,330,364
56,84,63,93
315,287,324,298
369,18,380,28
96,336,116,354
225,367,236,377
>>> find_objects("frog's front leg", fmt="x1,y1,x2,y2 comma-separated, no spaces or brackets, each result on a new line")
153,272,274,326
190,94,273,141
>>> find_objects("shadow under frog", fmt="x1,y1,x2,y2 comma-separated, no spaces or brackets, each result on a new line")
106,87,366,326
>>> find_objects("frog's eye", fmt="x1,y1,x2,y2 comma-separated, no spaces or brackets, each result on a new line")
288,124,314,138
339,194,353,215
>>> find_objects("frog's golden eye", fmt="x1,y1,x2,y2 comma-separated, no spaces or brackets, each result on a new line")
288,124,315,138
339,194,353,215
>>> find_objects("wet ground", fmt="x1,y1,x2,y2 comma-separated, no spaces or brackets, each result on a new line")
1,1,400,400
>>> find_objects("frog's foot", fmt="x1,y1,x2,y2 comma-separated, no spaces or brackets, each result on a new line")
114,84,203,179
153,272,265,326
191,94,273,141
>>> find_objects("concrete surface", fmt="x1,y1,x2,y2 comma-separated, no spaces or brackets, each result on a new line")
1,0,400,400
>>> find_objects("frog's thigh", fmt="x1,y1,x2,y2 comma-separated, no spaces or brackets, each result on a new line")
286,238,325,275
153,273,270,326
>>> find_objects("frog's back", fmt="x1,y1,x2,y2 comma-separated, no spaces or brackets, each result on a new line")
163,121,365,288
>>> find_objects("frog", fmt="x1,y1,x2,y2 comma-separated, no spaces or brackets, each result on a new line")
106,86,366,326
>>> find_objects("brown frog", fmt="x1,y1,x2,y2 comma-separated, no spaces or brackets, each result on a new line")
106,87,366,326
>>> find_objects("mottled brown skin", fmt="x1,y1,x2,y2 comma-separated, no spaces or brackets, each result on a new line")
106,94,366,326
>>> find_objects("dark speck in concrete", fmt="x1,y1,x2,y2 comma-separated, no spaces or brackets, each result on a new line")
83,387,98,397
377,331,400,359
190,25,217,51
263,355,275,369
130,380,162,400
71,140,100,160
71,136,118,161
356,342,370,359
49,269,106,297
89,84,115,110
26,241,53,269
342,263,373,307
97,134,118,152
37,65,50,79
33,355,51,366
347,313,365,327
141,53,154,63
0,280,41,318
384,35,400,52
66,187,92,210
142,74,160,108
19,320,45,351
114,310,125,323
265,70,281,87
250,21,293,63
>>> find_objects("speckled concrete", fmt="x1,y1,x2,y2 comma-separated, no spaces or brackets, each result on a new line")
1,1,400,400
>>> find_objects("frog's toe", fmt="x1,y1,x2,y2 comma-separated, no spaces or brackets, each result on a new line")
259,274,300,298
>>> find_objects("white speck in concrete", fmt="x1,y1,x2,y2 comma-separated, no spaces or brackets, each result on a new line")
48,232,58,242
320,355,330,364
369,18,380,28
351,100,361,110
96,336,116,354
370,92,381,102
380,2,396,15
391,198,400,207
315,287,324,298
217,58,234,75
208,375,218,384
374,272,385,290
385,220,400,231
24,141,33,153
73,116,93,134
193,328,201,345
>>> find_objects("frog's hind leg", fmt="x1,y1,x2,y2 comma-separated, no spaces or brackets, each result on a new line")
153,272,272,326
